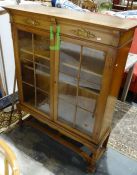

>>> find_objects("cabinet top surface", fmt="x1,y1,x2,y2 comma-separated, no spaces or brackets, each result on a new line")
4,4,137,31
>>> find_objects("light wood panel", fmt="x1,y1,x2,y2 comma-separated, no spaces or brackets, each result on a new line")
4,5,137,31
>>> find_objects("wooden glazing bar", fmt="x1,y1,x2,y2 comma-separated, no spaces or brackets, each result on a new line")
73,45,83,127
32,34,37,107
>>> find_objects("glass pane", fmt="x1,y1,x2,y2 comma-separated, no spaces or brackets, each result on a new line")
34,35,51,115
35,56,50,70
57,41,80,126
76,107,94,135
21,59,34,85
58,98,75,125
82,47,105,75
57,42,102,136
20,52,33,62
36,89,50,115
35,56,50,97
79,79,101,93
59,41,80,77
36,72,50,93
59,73,77,87
35,56,50,75
34,34,50,58
79,47,105,92
22,83,35,106
58,82,76,105
78,88,96,112
18,31,32,53
18,30,51,117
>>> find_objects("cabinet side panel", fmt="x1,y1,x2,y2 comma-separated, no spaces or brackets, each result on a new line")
98,42,132,141
98,96,116,141
119,29,135,47
110,43,131,97
92,48,116,143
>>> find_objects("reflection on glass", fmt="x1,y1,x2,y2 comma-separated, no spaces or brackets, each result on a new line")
79,79,101,93
34,35,50,58
21,59,34,85
59,41,80,77
22,83,35,106
59,73,77,87
19,30,51,116
35,56,50,68
76,107,94,135
57,41,106,136
58,82,76,105
36,73,50,93
78,88,96,112
18,31,32,53
82,47,105,75
20,52,33,62
58,98,75,125
36,89,50,115
79,47,105,92
35,61,50,75
35,56,50,94
57,41,80,125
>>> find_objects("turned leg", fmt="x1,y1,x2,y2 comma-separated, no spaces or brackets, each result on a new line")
87,162,96,173
103,134,110,149
87,134,110,173
87,153,96,173
8,71,17,127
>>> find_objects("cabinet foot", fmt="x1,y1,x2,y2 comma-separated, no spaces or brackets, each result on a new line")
87,162,96,173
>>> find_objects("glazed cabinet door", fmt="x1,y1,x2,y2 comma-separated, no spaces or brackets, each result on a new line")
54,40,106,137
16,29,54,119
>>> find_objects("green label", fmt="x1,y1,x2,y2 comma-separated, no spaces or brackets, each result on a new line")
50,25,60,51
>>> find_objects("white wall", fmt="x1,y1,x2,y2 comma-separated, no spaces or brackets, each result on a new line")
0,13,15,95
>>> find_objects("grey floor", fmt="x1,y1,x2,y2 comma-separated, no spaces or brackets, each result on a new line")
0,120,137,175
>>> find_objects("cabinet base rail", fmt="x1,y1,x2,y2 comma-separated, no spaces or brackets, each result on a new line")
19,114,109,173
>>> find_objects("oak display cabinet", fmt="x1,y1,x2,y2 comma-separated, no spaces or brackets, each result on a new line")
5,5,137,171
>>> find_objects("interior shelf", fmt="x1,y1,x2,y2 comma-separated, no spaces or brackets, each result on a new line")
20,48,50,61
60,63,102,90
36,87,49,95
23,64,50,77
62,62,102,78
22,81,34,88
22,81,49,95
58,81,98,113
22,82,50,115
59,72,100,93
21,57,50,75
59,72,77,87
60,42,105,75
